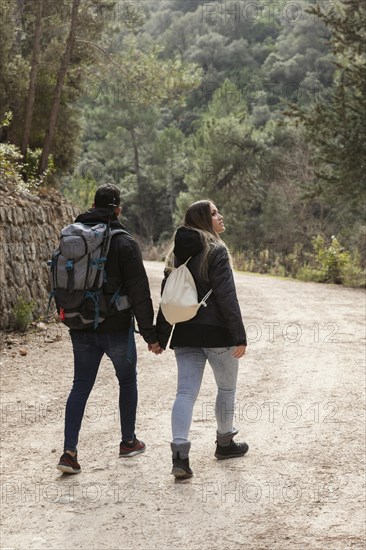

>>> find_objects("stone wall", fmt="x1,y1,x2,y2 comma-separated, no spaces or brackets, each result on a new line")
0,182,80,330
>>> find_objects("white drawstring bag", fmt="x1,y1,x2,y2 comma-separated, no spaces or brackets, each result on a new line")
161,257,212,325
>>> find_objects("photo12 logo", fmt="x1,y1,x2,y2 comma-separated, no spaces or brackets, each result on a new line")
201,80,335,105
1,480,140,505
245,321,340,344
201,479,340,504
201,1,341,24
201,400,341,425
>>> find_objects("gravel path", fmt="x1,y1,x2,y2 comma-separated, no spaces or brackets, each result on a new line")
1,262,365,549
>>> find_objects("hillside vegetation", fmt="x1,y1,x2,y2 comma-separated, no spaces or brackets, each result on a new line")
1,0,365,286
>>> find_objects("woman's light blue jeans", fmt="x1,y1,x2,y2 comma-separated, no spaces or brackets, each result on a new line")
172,347,239,444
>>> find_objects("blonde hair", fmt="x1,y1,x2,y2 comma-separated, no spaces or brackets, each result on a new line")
165,200,230,281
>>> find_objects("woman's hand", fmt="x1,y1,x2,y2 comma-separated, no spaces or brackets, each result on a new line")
232,345,246,358
148,342,164,354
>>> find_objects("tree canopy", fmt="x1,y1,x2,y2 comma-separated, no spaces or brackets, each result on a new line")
1,0,365,285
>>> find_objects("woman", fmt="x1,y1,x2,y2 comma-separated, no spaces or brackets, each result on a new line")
157,200,248,479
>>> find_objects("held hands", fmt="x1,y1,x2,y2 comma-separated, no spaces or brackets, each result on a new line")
232,345,246,359
148,342,164,355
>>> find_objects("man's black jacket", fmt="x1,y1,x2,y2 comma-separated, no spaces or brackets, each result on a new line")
74,207,157,344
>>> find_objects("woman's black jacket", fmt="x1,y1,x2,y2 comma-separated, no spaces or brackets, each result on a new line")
157,227,247,349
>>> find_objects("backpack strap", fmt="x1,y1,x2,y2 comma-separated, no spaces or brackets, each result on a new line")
110,285,122,305
111,228,130,238
91,227,128,289
200,289,213,306
66,259,75,292
183,255,213,305
84,290,102,329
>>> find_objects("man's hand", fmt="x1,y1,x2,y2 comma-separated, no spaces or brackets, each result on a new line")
148,342,163,354
232,345,246,358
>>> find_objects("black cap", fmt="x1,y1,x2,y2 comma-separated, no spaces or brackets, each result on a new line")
94,183,121,208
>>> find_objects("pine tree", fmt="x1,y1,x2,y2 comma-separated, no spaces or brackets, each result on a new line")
38,0,81,175
288,0,366,208
21,0,45,162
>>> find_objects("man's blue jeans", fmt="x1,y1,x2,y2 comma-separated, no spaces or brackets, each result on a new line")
172,347,239,444
64,329,137,452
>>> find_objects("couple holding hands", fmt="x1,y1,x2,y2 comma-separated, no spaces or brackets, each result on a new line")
57,184,248,480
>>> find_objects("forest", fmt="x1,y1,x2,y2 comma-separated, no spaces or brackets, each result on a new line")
1,0,365,286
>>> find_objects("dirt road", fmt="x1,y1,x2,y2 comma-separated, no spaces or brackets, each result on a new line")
1,262,365,549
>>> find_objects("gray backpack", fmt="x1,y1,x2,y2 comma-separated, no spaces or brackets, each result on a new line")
48,222,129,329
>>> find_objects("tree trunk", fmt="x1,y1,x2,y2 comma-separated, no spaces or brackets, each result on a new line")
131,126,140,180
21,0,44,163
38,0,81,176
130,127,153,244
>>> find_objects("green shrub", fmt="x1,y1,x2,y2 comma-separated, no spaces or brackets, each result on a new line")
233,235,365,287
295,236,365,287
296,266,325,283
12,293,35,332
24,148,54,184
0,112,52,192
312,235,349,284
340,253,366,287
0,142,24,188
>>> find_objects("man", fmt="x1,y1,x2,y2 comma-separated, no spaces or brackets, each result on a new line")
57,183,161,474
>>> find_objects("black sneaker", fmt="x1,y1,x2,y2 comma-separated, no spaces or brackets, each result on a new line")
171,454,193,479
57,452,81,474
215,440,249,460
119,437,146,457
